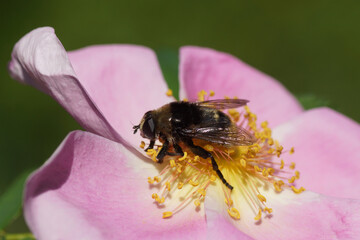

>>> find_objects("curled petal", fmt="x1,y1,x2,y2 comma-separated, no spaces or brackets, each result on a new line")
273,107,360,199
25,131,206,240
179,46,303,127
9,27,171,148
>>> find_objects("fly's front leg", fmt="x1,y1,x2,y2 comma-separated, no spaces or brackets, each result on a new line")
144,140,155,152
156,139,169,164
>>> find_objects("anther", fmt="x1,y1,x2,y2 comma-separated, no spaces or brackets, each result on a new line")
189,180,199,186
225,198,233,206
166,89,173,97
289,147,295,154
291,186,305,194
280,159,284,169
170,160,176,168
178,152,187,161
257,194,267,203
162,211,173,218
166,182,171,191
228,207,240,220
148,177,154,184
254,209,262,221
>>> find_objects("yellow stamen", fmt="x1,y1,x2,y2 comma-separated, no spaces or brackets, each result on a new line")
210,175,217,181
154,176,161,183
189,180,199,186
177,182,184,189
182,98,188,102
204,145,214,152
240,159,247,167
209,90,215,96
178,152,188,161
290,162,296,169
166,89,173,96
239,146,249,155
162,211,173,218
295,170,300,179
166,182,171,191
194,199,201,207
148,177,154,184
257,194,267,202
197,188,206,197
264,207,273,213
280,159,284,169
225,198,233,206
290,147,295,154
254,209,262,221
291,186,305,194
288,176,296,183
228,208,240,220
262,168,269,177
140,141,145,149
170,160,176,168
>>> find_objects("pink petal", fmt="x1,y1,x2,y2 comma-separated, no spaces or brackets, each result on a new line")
179,46,303,127
205,188,360,240
273,107,360,199
9,27,172,148
25,131,206,240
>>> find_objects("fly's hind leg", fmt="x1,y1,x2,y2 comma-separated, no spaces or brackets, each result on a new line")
184,138,233,190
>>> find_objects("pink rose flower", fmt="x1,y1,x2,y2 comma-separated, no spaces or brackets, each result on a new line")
9,27,360,240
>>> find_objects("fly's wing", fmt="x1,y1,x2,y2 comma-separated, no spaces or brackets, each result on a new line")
195,99,249,110
179,124,255,146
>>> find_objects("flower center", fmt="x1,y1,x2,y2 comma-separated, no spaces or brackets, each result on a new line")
143,90,304,221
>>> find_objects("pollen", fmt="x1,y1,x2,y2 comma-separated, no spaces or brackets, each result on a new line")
166,89,173,97
144,91,304,221
140,141,145,149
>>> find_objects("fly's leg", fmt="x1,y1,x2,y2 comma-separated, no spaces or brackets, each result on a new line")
184,138,233,190
144,140,155,152
156,140,169,164
173,143,184,156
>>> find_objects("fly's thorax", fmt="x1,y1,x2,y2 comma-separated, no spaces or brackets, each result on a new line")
151,104,173,138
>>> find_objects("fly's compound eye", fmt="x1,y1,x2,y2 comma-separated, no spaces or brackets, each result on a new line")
142,116,156,140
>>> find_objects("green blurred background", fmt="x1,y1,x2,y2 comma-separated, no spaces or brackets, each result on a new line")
1,0,359,234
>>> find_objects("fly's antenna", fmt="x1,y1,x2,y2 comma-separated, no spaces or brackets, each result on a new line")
133,125,140,134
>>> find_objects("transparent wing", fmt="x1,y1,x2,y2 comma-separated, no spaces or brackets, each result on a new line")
179,125,255,146
195,99,249,110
